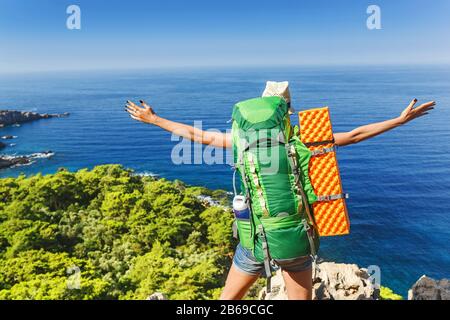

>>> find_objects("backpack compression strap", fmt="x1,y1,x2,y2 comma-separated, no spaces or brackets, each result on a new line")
258,224,272,293
247,152,269,217
285,143,317,227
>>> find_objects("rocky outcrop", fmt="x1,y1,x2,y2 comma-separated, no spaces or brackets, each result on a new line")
144,265,450,301
0,156,30,169
147,292,168,300
0,142,6,149
259,262,380,300
408,275,450,300
313,262,380,300
1,135,15,140
0,110,69,126
0,151,54,170
258,269,289,300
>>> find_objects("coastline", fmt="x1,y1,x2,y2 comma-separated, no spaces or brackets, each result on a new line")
0,110,67,169
0,110,69,127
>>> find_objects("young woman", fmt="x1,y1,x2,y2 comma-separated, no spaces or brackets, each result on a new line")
125,85,435,300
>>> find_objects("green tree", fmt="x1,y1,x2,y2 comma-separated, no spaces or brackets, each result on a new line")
0,165,234,300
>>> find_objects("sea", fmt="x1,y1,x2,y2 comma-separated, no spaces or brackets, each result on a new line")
0,65,449,297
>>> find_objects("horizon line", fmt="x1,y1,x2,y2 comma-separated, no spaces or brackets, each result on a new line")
1,62,450,76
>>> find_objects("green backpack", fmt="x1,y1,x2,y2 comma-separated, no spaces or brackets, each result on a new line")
231,96,320,287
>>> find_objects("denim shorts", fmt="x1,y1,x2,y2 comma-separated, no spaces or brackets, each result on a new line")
232,243,312,276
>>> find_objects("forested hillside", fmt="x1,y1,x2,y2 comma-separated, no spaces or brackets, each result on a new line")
0,165,235,299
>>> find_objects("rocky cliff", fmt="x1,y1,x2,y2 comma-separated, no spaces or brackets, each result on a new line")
258,262,449,300
0,110,69,126
148,261,449,300
408,275,450,300
259,262,380,300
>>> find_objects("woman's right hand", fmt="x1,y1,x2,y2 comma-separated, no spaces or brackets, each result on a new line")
126,100,158,125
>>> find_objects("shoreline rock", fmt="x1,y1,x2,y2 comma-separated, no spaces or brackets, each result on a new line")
258,262,381,300
136,263,450,300
0,110,69,127
0,156,30,169
0,151,54,170
408,275,450,300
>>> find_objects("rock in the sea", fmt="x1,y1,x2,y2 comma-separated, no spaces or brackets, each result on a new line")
147,292,168,300
0,142,6,149
1,135,15,140
0,151,54,170
259,262,380,300
0,110,69,126
0,156,30,169
408,275,450,300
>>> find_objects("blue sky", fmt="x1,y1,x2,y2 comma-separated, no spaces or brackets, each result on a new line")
0,0,449,73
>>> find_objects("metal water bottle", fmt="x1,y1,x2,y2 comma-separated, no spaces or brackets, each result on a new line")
232,195,250,220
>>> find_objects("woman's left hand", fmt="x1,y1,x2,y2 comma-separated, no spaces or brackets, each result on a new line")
398,99,436,125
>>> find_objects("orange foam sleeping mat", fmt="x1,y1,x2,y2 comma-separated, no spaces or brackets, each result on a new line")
299,107,350,236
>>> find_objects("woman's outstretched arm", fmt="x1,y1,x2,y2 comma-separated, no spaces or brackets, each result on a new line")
333,99,435,147
126,100,232,148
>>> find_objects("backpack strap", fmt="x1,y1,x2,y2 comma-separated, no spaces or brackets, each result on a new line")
302,219,317,257
316,193,348,202
310,146,336,157
236,147,257,242
243,132,286,151
285,143,316,226
236,148,250,197
247,152,270,217
258,224,272,293
231,220,238,239
304,139,335,147
285,143,319,259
